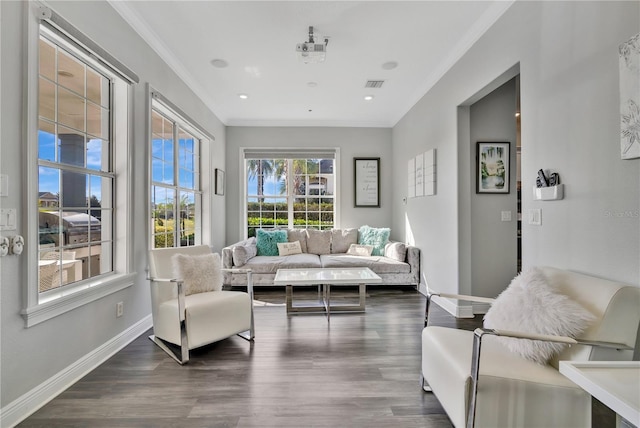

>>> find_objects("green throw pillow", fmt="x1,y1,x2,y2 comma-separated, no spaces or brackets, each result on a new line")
358,225,390,256
256,229,288,256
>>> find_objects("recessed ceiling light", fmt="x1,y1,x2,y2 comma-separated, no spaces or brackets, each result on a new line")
211,59,229,68
382,61,398,70
238,93,249,100
307,81,318,88
364,95,374,101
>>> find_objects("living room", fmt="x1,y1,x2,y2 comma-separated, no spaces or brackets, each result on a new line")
1,1,639,427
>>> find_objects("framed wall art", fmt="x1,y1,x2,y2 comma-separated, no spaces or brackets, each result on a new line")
476,142,510,194
619,32,640,159
215,168,225,196
354,157,380,207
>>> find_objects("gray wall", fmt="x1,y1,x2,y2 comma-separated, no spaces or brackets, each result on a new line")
225,127,393,245
392,0,640,308
0,0,225,408
469,78,518,298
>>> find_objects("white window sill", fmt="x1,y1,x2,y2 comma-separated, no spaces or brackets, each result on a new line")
21,273,136,327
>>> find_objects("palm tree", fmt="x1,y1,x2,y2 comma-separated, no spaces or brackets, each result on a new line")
247,159,275,201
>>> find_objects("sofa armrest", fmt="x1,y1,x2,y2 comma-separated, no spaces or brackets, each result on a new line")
406,245,420,279
221,246,234,269
424,289,496,327
466,327,633,428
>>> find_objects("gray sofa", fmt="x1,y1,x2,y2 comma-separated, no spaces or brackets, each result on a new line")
222,228,420,287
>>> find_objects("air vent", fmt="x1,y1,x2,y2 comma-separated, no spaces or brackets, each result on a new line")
365,80,385,88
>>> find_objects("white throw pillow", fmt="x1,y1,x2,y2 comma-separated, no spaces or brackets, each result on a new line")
172,253,222,295
277,241,302,256
346,244,374,257
484,267,595,364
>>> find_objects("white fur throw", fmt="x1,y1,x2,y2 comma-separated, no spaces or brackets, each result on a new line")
172,253,222,295
484,267,595,364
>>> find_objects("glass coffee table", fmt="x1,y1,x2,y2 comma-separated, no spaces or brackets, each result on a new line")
273,267,382,320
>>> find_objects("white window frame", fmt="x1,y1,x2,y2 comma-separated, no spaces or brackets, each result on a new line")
240,148,340,239
22,3,136,327
149,89,211,248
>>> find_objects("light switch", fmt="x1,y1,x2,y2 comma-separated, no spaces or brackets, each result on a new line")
0,209,17,230
501,211,512,222
528,209,542,226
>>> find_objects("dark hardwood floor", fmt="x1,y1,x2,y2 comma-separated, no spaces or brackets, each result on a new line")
18,286,614,428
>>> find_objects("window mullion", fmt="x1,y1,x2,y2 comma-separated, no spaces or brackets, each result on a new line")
173,122,180,246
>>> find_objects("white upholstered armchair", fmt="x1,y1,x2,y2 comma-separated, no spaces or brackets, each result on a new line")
148,245,255,364
421,267,640,428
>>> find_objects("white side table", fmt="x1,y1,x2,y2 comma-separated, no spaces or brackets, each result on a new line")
559,361,640,427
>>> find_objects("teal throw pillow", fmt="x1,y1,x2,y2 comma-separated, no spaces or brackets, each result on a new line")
358,225,390,256
256,229,288,256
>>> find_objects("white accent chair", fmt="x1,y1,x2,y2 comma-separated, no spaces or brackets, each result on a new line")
148,245,254,364
421,267,640,428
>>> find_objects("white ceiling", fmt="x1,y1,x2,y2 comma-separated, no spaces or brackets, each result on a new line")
110,1,513,128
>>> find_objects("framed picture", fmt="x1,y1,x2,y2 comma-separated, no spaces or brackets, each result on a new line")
476,142,510,194
619,32,640,159
354,157,380,207
215,168,225,196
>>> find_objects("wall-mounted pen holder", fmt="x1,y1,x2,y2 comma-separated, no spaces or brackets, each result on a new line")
533,184,564,201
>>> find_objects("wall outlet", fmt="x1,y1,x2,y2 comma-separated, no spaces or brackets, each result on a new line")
116,301,124,318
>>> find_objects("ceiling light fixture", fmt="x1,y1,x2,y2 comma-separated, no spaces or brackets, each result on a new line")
210,59,229,68
296,26,329,64
364,95,374,101
382,61,398,70
307,81,318,88
238,93,249,100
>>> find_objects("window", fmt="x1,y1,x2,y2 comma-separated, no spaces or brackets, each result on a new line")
24,6,138,326
150,100,203,248
244,150,338,238
37,31,114,292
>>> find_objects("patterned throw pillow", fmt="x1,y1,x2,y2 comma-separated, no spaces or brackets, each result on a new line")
358,225,390,256
346,244,374,256
256,229,288,256
172,252,222,295
277,241,302,256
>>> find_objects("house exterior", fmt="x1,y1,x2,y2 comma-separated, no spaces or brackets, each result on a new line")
1,1,638,426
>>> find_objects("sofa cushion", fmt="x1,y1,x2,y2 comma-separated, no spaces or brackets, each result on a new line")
287,229,308,253
256,229,288,256
320,254,410,274
244,253,322,273
172,252,222,295
484,267,595,364
331,228,358,253
306,229,331,255
358,225,390,256
384,242,407,262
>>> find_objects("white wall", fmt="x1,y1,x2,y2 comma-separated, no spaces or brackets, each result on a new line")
392,1,639,313
0,0,225,413
225,127,393,245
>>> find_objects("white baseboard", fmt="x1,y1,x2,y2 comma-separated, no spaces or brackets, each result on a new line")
1,315,152,428
433,296,474,318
